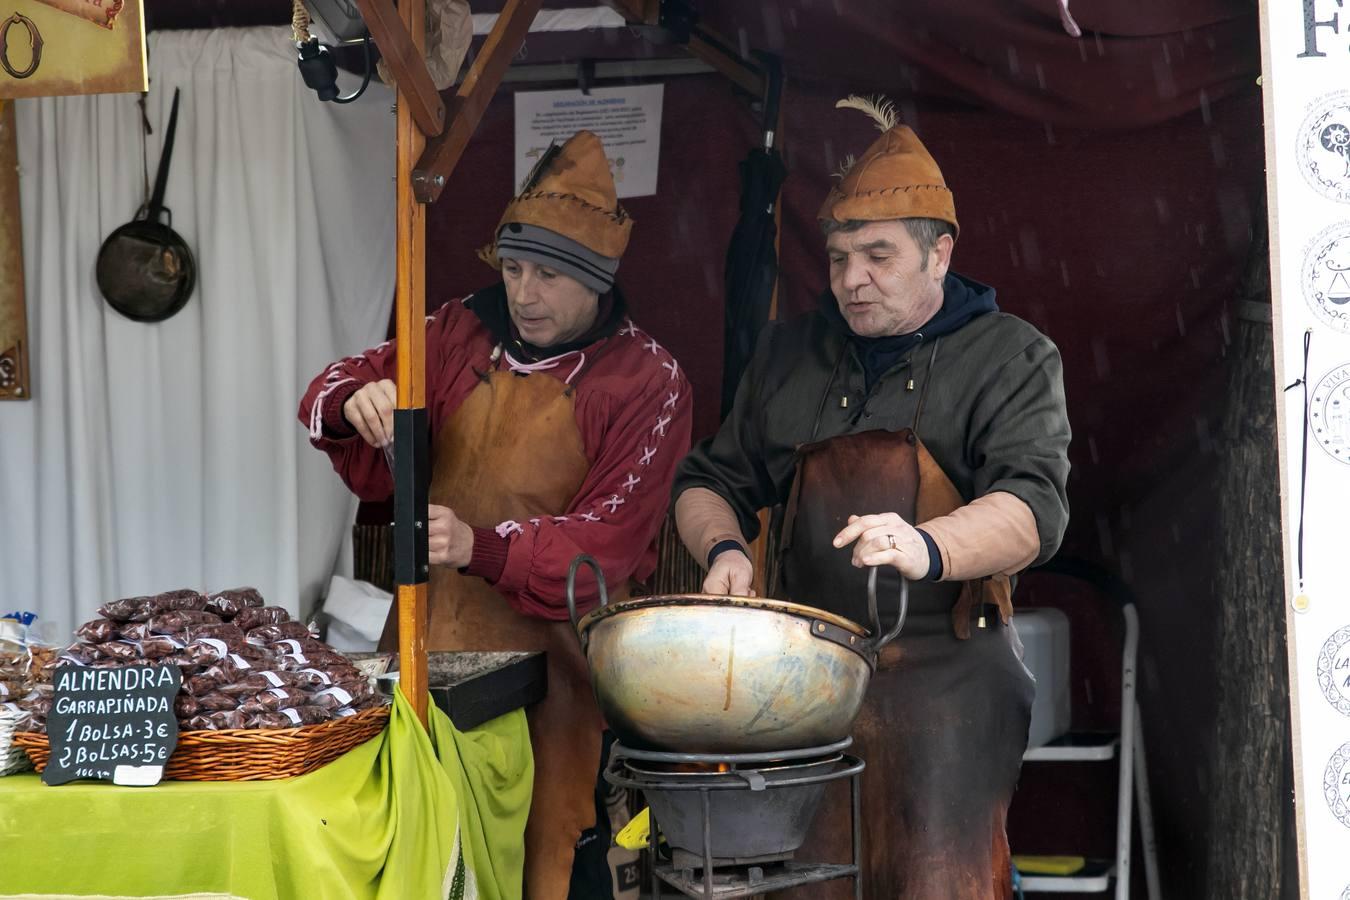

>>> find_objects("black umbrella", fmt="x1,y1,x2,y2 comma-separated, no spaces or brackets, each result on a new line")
721,55,786,420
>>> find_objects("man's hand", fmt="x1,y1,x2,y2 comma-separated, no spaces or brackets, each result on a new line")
703,549,755,597
428,504,474,569
832,513,931,581
342,379,397,448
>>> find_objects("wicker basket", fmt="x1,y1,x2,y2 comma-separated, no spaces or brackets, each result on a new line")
12,705,389,781
0,707,32,776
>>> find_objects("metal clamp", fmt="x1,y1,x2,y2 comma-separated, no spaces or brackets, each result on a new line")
808,617,864,655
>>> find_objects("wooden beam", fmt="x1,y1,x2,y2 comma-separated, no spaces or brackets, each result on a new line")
602,0,660,26
353,0,445,138
686,32,762,97
412,0,544,203
604,1,764,96
394,0,429,728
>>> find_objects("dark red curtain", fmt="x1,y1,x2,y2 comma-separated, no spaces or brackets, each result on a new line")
704,0,1258,129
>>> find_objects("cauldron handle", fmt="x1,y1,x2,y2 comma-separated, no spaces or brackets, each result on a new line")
566,554,610,648
865,567,908,652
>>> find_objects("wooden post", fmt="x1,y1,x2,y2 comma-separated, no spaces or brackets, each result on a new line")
374,0,550,730
394,0,429,728
0,99,29,401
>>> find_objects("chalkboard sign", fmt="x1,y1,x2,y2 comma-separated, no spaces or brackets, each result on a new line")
44,663,181,786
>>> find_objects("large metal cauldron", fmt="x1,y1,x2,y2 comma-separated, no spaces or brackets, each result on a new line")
566,556,907,754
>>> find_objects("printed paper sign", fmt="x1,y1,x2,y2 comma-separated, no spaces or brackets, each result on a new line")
514,84,664,199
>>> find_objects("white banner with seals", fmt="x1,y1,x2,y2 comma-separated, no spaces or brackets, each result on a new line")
1263,2,1350,894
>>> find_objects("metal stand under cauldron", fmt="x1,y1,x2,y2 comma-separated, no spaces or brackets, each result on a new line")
604,738,866,899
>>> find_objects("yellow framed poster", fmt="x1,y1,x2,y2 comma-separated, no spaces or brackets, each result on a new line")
0,0,146,99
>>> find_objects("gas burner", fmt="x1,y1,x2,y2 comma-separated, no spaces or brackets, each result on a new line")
604,738,865,899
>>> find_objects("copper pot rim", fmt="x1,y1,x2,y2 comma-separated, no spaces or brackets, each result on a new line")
576,593,869,639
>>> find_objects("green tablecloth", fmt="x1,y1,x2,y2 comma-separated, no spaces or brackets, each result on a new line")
0,689,532,900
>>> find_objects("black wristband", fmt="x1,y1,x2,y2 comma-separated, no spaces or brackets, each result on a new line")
916,527,943,581
707,539,748,568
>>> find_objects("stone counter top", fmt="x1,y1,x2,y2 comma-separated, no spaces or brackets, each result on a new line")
358,651,548,732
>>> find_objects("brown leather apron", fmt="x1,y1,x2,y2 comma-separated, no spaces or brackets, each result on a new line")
378,370,613,900
773,425,1033,899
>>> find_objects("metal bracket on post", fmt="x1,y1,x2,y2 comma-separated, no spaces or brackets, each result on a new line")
393,407,429,586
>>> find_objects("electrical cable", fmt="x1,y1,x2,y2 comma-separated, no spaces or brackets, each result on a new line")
1284,328,1312,600
332,33,373,104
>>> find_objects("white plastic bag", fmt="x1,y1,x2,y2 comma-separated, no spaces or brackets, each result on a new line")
321,576,393,652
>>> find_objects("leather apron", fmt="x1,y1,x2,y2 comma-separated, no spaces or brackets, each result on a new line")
378,370,614,900
771,369,1034,899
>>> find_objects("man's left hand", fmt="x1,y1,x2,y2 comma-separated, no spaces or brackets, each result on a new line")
429,504,474,569
832,513,931,581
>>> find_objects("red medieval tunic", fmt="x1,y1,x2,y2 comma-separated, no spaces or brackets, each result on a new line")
299,284,693,898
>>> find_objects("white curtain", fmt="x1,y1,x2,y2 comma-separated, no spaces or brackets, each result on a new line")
0,28,396,641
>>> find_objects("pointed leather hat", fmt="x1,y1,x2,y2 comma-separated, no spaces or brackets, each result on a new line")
817,96,959,235
497,130,632,259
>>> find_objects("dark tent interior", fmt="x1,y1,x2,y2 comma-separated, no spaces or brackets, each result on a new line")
145,1,1287,896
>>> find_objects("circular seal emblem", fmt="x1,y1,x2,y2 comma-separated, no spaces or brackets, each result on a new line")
1301,223,1350,332
1309,364,1350,463
1317,626,1350,715
1324,743,1350,828
1299,92,1350,204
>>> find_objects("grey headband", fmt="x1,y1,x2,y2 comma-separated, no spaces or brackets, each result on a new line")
496,222,620,294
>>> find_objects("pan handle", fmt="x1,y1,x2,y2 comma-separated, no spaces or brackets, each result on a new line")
133,204,173,229
566,554,609,649
865,566,908,653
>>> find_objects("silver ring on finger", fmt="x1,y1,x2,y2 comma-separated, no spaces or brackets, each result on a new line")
887,534,897,550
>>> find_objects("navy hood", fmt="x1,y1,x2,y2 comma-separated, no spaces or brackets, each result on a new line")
820,272,999,389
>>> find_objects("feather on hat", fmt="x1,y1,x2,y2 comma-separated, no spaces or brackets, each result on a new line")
819,94,958,235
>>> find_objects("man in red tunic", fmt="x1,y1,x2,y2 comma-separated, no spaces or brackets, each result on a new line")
299,130,692,899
